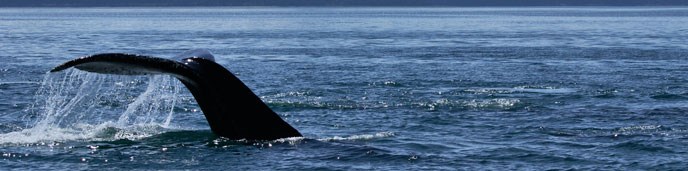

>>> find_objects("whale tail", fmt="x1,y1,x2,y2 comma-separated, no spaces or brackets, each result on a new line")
50,49,302,140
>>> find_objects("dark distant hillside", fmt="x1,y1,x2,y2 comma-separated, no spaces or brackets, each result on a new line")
1,0,687,7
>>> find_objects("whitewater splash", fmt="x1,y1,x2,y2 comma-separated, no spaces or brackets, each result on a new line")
0,69,183,144
0,69,396,144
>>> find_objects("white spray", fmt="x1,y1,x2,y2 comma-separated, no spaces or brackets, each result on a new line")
0,69,182,144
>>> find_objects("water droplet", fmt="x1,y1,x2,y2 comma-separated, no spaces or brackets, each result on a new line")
409,155,418,160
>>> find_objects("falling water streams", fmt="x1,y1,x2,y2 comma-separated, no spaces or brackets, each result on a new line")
2,70,183,143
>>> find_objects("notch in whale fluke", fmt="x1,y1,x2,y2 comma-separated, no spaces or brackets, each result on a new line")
50,49,302,141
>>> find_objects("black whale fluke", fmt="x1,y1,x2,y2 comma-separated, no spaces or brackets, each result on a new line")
50,49,302,140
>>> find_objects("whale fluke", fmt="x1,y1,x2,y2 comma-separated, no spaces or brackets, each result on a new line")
50,49,302,140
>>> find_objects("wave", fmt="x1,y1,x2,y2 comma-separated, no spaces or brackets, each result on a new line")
0,122,170,144
609,140,675,153
412,98,524,111
542,125,687,139
0,81,41,85
317,132,395,142
650,92,688,100
464,86,577,94
266,97,527,111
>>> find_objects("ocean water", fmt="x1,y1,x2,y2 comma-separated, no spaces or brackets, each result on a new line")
1,7,688,170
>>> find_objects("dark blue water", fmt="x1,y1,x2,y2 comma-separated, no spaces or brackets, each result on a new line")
1,7,688,170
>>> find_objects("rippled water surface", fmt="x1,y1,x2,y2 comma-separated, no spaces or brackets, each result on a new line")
1,7,688,170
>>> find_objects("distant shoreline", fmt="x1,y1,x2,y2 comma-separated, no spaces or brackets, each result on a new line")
2,0,687,8
2,5,688,8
